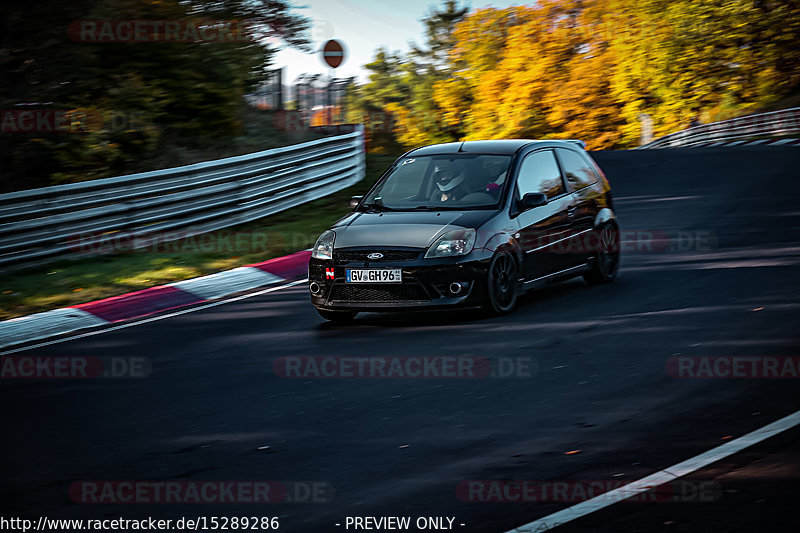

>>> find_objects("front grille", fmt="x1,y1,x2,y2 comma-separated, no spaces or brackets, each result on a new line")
335,250,420,262
330,283,429,302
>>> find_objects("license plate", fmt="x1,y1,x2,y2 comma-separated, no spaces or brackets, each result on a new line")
345,269,402,283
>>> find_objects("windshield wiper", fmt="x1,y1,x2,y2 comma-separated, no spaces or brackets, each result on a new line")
412,205,467,211
359,203,397,212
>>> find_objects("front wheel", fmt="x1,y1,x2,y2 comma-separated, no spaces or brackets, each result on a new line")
482,250,519,315
584,223,620,285
316,309,358,322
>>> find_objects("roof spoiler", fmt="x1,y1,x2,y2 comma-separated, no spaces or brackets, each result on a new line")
565,139,586,149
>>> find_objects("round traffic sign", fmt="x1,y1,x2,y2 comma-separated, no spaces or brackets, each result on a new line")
322,39,345,69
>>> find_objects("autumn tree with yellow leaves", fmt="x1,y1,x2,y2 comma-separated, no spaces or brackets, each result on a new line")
351,0,800,150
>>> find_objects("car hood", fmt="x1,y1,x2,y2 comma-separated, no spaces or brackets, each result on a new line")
332,210,493,249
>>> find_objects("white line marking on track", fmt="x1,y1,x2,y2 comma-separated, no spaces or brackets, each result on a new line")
0,279,308,355
506,408,800,532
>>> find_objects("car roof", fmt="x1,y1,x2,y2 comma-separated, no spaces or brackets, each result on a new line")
405,139,585,156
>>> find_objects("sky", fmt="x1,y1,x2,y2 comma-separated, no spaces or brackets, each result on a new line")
272,0,527,85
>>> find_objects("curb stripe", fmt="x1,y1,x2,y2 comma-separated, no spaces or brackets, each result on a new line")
506,408,800,532
249,250,312,279
169,266,283,301
0,279,306,355
71,285,203,323
0,308,108,350
1,249,312,350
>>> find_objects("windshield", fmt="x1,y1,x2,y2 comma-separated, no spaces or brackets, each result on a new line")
360,154,511,211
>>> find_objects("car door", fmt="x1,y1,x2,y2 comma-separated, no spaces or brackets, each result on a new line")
556,147,602,267
513,149,571,280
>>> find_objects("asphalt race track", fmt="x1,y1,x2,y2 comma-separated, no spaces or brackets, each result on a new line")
1,147,799,532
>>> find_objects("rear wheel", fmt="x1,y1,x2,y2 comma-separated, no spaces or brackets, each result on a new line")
316,309,358,322
482,250,519,315
584,223,619,285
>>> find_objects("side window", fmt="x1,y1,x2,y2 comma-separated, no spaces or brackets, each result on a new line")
557,148,598,192
516,150,564,200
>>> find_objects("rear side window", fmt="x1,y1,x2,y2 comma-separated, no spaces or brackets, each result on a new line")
516,150,564,200
557,148,598,192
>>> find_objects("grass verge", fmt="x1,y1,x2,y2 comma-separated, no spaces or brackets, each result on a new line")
0,153,399,321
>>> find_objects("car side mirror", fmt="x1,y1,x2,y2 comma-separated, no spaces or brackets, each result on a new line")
349,196,363,209
519,192,548,210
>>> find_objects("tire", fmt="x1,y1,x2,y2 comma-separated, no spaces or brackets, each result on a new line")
316,309,358,322
482,250,519,315
584,223,620,285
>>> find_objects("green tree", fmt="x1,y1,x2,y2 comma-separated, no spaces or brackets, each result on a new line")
347,1,469,150
0,0,309,191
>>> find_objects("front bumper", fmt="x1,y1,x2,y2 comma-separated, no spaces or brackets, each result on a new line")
309,248,491,312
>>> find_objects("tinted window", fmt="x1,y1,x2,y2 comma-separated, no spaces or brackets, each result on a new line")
379,158,429,201
557,148,598,192
516,150,564,200
366,154,511,210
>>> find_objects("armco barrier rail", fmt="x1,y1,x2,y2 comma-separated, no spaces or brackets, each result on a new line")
640,107,800,148
0,125,365,271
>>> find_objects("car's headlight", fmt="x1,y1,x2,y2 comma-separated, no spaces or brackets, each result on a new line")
425,228,476,258
312,230,335,260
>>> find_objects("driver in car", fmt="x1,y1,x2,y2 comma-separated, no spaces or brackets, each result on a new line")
431,161,470,203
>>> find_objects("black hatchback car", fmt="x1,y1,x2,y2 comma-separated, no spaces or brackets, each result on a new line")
309,139,619,322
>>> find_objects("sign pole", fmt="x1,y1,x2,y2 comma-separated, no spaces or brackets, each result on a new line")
321,39,346,128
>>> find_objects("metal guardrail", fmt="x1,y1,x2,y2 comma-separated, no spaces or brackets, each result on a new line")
639,107,800,149
0,125,365,271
